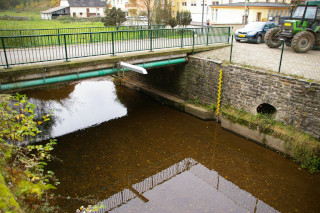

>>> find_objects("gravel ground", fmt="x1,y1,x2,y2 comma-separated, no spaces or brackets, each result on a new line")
195,41,320,82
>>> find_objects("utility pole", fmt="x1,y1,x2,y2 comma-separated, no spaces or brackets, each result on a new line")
202,0,205,26
244,0,248,24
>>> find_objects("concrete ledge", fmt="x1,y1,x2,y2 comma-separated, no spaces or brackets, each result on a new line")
122,79,216,120
221,115,291,156
185,104,215,120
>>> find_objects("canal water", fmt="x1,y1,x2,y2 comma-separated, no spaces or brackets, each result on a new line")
24,77,320,213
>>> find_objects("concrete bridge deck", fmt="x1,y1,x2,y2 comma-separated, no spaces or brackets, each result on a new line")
0,44,229,89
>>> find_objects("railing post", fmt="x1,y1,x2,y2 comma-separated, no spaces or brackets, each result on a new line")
206,27,209,45
112,32,115,56
19,30,24,48
228,27,232,43
229,35,234,63
181,29,184,48
89,28,92,43
192,30,195,55
57,29,61,45
63,34,68,61
278,40,285,73
150,30,153,52
1,37,10,69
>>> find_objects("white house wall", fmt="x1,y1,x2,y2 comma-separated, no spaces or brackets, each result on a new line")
212,8,244,24
60,0,70,7
41,13,52,20
70,7,106,17
108,0,127,10
179,0,212,23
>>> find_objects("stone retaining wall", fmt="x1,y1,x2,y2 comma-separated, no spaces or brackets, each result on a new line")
125,56,320,138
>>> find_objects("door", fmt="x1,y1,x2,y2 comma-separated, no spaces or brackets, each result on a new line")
256,12,261,21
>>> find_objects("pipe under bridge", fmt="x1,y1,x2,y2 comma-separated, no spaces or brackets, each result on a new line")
0,44,228,92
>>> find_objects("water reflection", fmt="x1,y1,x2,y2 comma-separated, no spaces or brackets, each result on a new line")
27,77,320,213
25,78,127,139
90,158,278,213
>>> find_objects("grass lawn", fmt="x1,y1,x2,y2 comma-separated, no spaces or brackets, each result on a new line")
0,10,105,30
0,20,104,30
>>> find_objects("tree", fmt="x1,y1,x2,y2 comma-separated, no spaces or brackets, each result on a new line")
168,17,177,28
176,10,192,27
138,0,153,27
50,0,60,7
101,4,126,26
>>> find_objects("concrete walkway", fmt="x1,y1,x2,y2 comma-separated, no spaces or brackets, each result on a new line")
195,41,320,82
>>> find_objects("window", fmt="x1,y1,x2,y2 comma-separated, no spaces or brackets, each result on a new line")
215,9,218,21
80,12,83,16
97,8,99,11
191,3,196,6
305,7,317,19
212,9,214,21
182,2,187,6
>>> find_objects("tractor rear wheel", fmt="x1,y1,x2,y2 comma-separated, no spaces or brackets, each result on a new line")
291,31,315,53
265,27,282,48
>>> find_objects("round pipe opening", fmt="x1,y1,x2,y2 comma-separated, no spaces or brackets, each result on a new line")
257,103,276,115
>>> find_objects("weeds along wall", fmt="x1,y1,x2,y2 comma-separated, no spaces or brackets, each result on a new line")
125,56,320,139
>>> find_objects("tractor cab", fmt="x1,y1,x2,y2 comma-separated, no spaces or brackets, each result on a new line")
265,1,320,53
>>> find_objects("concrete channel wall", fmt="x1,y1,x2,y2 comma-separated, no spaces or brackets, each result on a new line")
125,56,320,139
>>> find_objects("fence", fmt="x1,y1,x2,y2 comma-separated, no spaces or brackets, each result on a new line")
0,25,166,37
0,27,231,68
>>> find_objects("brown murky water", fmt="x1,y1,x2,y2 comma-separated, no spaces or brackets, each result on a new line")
24,77,320,213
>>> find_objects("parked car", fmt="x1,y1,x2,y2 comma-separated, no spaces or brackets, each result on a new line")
235,22,278,44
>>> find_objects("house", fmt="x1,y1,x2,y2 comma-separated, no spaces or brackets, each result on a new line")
41,0,128,19
41,6,70,20
60,0,107,18
172,0,213,24
210,1,291,24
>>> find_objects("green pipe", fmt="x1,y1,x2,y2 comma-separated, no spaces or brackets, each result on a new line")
1,58,186,91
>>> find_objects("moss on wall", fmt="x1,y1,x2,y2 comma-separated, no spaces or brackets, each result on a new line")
0,169,22,213
221,105,320,173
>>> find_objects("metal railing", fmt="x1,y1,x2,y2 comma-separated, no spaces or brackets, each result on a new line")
0,27,231,68
0,25,166,37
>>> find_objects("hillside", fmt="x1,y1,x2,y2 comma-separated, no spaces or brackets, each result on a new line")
0,0,57,11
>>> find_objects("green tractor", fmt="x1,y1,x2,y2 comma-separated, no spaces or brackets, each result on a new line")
265,1,320,53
